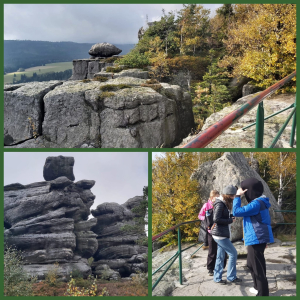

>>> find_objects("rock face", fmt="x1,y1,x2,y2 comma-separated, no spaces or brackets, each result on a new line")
4,81,63,145
4,156,97,280
90,196,148,279
88,43,122,58
179,93,296,148
191,152,284,242
5,77,194,148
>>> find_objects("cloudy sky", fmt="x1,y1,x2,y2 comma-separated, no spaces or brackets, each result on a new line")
4,4,222,44
4,152,148,210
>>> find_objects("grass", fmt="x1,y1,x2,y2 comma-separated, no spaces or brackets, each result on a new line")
4,62,73,84
31,278,148,296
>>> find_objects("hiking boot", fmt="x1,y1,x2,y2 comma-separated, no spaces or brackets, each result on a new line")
229,277,242,284
202,246,209,250
215,280,227,285
208,270,214,276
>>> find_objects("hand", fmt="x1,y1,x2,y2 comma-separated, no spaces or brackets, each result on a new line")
232,217,236,222
236,188,247,196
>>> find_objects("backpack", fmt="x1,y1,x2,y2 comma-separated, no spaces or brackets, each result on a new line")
204,208,214,230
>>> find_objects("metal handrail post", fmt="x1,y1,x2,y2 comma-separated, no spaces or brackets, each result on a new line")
289,98,296,147
178,227,183,285
269,107,296,148
242,103,295,130
255,102,264,147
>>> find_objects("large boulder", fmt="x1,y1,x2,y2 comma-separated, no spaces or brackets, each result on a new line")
191,152,284,242
5,77,194,148
43,156,75,181
91,196,148,278
4,156,98,280
4,81,63,145
88,43,122,57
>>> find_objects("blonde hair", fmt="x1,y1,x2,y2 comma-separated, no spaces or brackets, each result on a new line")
209,190,220,201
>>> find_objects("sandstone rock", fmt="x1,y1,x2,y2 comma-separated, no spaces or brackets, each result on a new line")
50,176,73,190
4,81,63,145
91,196,148,277
5,77,193,148
88,43,122,57
179,93,296,148
75,180,95,189
4,156,97,280
191,152,284,241
43,156,75,181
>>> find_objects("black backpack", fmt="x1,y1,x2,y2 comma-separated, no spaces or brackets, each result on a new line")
204,208,214,230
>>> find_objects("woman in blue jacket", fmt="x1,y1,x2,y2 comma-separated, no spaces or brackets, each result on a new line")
233,178,274,296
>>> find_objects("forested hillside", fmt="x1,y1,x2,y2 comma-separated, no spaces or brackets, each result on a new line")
4,40,134,73
118,4,296,131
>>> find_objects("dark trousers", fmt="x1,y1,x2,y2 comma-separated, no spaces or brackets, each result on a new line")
207,232,227,271
247,243,269,296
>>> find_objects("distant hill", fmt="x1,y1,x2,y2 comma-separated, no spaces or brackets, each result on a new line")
4,40,135,73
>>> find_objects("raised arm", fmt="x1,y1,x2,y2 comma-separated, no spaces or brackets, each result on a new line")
233,196,260,217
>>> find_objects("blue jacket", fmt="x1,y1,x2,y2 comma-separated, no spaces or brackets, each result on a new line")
233,196,274,246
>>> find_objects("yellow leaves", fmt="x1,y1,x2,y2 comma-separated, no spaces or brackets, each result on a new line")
222,4,296,92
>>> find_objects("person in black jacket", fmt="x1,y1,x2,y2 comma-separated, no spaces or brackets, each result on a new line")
211,185,242,285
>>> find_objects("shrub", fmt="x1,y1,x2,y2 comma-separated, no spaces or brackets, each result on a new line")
65,276,108,296
100,84,117,92
71,268,83,279
118,50,150,69
93,76,108,82
82,79,91,83
45,262,60,286
100,84,132,92
103,56,120,63
98,91,115,101
140,83,162,92
4,244,37,296
106,66,123,73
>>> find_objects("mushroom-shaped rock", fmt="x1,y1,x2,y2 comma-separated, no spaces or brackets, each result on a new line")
88,42,122,57
43,156,75,181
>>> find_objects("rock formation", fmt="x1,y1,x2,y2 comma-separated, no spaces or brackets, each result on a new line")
88,43,122,58
4,77,194,148
191,152,284,242
179,92,296,148
4,155,148,281
4,156,97,280
90,196,148,280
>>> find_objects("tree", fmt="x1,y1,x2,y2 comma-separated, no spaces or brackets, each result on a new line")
220,4,296,92
152,152,223,246
4,244,36,296
177,4,210,55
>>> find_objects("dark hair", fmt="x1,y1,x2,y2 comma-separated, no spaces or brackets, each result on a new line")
222,194,234,210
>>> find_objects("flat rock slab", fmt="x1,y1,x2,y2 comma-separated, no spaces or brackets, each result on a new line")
179,93,296,148
152,242,296,296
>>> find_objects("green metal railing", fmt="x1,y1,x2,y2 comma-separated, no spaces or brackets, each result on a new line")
152,220,203,291
152,210,296,291
181,70,296,148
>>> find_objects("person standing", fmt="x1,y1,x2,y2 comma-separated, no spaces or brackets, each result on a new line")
233,178,274,296
198,190,224,276
211,185,242,285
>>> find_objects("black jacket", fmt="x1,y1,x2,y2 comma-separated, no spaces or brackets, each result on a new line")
211,199,233,238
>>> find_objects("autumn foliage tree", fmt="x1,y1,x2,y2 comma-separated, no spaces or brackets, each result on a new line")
220,4,296,92
152,152,223,246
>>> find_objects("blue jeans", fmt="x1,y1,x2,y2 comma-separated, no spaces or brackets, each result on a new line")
213,237,237,282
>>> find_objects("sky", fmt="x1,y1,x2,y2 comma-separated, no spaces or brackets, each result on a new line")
4,4,222,44
4,152,148,210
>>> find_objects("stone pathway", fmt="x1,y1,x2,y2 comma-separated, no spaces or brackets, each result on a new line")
152,239,296,296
